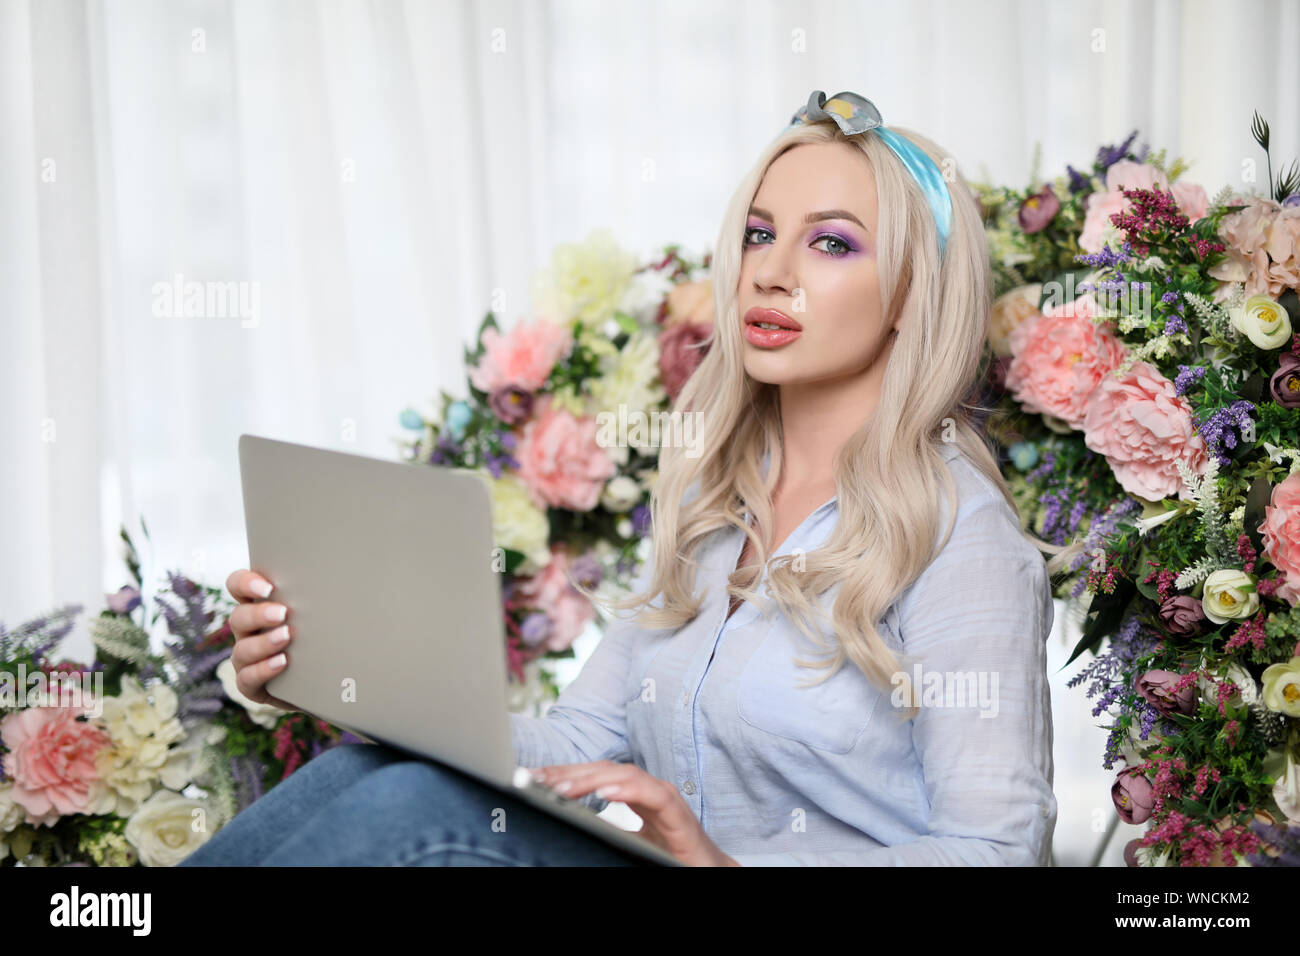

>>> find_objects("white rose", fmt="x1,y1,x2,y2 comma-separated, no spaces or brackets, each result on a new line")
1201,569,1259,624
124,788,215,867
1230,294,1293,350
1118,721,1163,766
216,657,288,729
600,475,642,513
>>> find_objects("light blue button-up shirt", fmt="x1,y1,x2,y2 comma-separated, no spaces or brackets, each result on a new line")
510,443,1057,865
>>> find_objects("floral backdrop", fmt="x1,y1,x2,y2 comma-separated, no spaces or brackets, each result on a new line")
3,112,1299,866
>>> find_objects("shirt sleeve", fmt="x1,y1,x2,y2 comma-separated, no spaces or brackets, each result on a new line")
509,556,655,813
731,491,1058,866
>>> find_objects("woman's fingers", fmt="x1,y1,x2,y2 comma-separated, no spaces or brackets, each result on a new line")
229,599,288,641
224,567,297,711
227,568,274,604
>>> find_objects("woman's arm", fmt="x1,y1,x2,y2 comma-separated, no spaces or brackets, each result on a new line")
732,492,1058,866
509,559,655,813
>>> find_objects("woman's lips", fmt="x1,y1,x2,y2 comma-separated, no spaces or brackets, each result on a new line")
744,324,802,348
743,307,802,348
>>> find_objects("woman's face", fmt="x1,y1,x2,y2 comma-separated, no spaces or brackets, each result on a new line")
737,141,892,388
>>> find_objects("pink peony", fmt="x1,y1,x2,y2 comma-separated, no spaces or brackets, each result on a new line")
512,545,598,653
468,319,573,395
1171,181,1209,223
1259,471,1300,607
515,395,617,511
1,704,112,826
1004,294,1127,429
658,321,712,403
1079,161,1169,253
1082,360,1210,501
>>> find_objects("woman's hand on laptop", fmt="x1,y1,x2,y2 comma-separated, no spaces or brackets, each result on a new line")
226,569,298,712
527,761,740,867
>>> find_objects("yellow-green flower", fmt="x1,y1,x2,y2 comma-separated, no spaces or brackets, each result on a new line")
1231,294,1293,350
531,229,638,327
1261,657,1300,718
485,472,551,575
1201,569,1259,624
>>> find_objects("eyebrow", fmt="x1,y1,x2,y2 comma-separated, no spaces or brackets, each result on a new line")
747,206,868,231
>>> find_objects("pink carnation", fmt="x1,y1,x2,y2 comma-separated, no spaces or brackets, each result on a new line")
1259,471,1300,607
1004,294,1126,429
516,395,617,511
468,319,572,395
512,545,598,653
0,704,112,826
1082,360,1210,501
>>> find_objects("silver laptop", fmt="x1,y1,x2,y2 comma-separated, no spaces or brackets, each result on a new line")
238,434,681,867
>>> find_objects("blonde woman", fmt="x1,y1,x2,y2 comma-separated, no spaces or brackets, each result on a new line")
183,91,1075,867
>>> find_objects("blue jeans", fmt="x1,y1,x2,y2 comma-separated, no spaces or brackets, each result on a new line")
178,742,661,866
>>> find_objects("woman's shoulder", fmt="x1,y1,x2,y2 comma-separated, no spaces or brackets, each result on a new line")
932,443,1044,571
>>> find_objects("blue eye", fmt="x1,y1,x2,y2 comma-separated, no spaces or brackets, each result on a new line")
743,226,772,245
812,235,851,257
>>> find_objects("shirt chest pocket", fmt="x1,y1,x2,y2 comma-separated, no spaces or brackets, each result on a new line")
736,626,882,754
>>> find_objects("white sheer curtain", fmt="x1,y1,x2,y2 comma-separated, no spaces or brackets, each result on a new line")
3,0,1298,864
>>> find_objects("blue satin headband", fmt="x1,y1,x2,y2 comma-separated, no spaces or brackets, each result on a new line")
785,91,953,258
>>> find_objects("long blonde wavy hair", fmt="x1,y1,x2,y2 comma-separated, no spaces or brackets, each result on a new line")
590,114,1083,718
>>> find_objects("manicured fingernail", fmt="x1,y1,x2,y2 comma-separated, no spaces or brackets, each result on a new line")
269,625,290,645
250,578,273,598
264,604,286,623
595,786,620,799
269,653,287,669
553,780,572,793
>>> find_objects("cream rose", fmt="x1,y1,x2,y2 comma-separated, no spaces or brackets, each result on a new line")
1261,656,1300,718
600,475,642,513
124,788,215,867
989,284,1043,357
1200,569,1259,624
216,657,290,729
95,676,190,816
1230,294,1293,350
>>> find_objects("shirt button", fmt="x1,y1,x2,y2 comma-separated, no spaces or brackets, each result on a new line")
1039,803,1051,818
682,780,695,795
680,691,689,708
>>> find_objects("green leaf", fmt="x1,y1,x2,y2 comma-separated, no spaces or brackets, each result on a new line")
502,548,526,575
1244,476,1272,558
1064,578,1137,669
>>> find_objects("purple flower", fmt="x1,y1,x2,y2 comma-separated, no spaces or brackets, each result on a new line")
1196,400,1258,466
1270,353,1300,409
1158,595,1206,636
1065,164,1090,195
1135,669,1198,717
1112,766,1155,824
631,504,651,536
520,612,552,648
568,553,603,591
489,386,534,425
1174,364,1207,396
1018,185,1060,234
106,585,141,615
